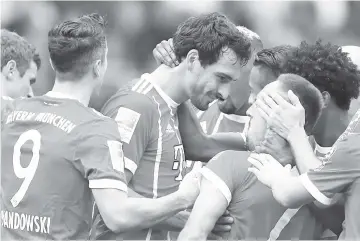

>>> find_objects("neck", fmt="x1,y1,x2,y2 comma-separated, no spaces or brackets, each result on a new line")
150,64,189,104
51,76,94,107
313,107,349,147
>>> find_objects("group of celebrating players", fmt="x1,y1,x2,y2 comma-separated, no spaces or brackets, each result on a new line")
1,11,360,241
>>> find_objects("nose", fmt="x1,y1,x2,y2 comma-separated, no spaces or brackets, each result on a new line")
218,82,231,100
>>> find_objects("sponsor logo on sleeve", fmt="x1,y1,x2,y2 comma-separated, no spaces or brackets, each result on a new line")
115,107,141,144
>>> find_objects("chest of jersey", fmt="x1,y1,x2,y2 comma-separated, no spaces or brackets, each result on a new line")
130,92,185,198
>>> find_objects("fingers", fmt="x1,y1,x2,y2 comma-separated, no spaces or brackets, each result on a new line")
262,94,279,110
247,156,263,170
161,40,178,66
269,92,289,107
207,232,222,240
216,215,234,225
155,40,175,67
168,38,179,66
263,154,280,166
223,210,230,216
254,100,271,120
212,224,232,233
288,90,302,107
152,48,163,65
248,167,260,177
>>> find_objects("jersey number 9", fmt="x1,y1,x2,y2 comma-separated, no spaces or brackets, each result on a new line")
11,129,41,208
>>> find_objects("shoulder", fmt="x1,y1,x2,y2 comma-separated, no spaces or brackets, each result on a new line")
101,86,157,118
207,150,251,173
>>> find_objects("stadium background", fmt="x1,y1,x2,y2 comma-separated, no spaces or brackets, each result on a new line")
2,1,360,109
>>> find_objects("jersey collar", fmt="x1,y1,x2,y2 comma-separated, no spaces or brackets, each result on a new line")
142,73,180,109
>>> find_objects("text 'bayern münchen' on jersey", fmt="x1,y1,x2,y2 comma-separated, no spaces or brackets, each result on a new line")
100,74,185,240
1,92,127,240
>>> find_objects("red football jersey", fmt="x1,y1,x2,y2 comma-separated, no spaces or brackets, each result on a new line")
300,109,360,239
202,150,322,240
100,74,185,240
1,92,127,240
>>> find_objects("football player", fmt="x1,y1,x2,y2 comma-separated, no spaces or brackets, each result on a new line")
250,76,360,239
97,12,253,240
178,74,324,240
1,13,200,240
1,29,41,99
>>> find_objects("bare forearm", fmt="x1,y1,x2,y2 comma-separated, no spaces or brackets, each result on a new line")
287,127,322,173
153,210,189,232
127,188,188,231
109,192,188,233
178,225,208,241
178,102,246,162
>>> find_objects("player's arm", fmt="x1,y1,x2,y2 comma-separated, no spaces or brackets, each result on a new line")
178,151,243,240
177,177,228,241
92,185,196,233
101,92,156,182
262,130,360,209
74,121,199,233
287,127,324,174
126,187,190,232
178,101,246,162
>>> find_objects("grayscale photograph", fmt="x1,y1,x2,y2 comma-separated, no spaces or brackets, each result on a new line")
1,1,360,240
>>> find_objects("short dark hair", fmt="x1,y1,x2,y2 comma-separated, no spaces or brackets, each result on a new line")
280,40,360,110
236,26,263,53
278,73,323,135
173,12,252,67
48,13,107,78
1,29,36,76
254,45,296,77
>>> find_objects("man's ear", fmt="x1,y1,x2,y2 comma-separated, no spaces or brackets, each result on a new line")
3,60,17,80
185,49,201,72
93,59,101,78
322,91,331,108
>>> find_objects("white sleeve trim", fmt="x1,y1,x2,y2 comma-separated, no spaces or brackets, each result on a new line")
299,173,333,206
89,179,128,193
124,157,138,174
200,167,232,205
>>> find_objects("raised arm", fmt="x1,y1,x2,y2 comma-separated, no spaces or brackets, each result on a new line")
178,101,246,162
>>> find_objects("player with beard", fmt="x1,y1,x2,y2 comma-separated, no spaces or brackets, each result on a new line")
153,38,294,174
96,12,253,240
177,74,324,240
1,13,201,240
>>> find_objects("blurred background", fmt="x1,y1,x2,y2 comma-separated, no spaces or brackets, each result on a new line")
2,1,360,108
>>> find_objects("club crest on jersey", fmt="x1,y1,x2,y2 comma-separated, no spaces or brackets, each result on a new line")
166,123,175,133
114,107,141,144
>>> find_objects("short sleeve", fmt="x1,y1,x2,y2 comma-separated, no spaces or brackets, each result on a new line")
201,150,250,205
74,119,127,193
300,132,360,205
101,91,158,175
